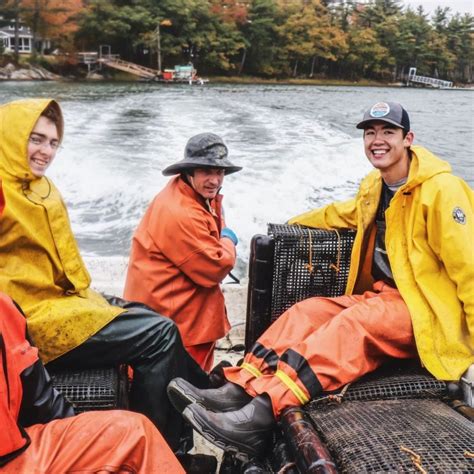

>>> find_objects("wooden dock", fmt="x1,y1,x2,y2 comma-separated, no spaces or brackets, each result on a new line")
77,52,158,79
99,57,158,79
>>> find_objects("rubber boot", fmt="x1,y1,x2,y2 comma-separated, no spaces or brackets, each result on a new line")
176,453,218,473
168,377,252,413
182,395,275,459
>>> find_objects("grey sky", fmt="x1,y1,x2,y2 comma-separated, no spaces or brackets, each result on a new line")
403,0,473,15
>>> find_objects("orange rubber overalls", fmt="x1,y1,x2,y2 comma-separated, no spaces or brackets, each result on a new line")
224,281,416,417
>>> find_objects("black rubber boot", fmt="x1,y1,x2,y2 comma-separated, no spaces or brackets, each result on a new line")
209,360,233,388
168,377,252,414
182,395,275,460
176,453,218,473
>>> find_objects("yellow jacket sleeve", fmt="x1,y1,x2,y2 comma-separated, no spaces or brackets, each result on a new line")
288,198,358,230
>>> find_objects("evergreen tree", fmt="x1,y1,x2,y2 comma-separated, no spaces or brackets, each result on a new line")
446,13,474,82
240,0,283,76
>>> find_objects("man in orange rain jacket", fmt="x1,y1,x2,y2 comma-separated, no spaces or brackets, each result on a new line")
167,101,473,459
124,133,242,372
0,184,183,474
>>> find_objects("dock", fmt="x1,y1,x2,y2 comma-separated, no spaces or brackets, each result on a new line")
407,67,453,89
99,57,158,79
77,50,206,84
77,51,158,79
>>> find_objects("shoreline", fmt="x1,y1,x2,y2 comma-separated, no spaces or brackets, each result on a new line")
3,76,473,89
2,63,473,88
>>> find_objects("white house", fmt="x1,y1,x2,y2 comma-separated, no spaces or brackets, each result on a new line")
0,22,34,53
0,19,51,54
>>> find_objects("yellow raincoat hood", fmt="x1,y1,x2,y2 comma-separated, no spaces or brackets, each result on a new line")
0,98,123,363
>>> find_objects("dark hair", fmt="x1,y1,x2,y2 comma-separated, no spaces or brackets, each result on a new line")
182,170,195,178
40,102,64,140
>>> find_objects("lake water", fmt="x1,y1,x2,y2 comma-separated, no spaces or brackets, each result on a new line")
1,82,472,277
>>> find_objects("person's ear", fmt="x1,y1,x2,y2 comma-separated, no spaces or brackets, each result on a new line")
404,131,414,147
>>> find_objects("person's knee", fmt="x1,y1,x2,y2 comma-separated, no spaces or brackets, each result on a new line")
148,314,182,346
121,411,154,430
103,410,156,436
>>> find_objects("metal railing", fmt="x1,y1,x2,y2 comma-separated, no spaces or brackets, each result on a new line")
407,67,453,88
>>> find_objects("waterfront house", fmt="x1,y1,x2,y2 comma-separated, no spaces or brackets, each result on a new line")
0,19,50,54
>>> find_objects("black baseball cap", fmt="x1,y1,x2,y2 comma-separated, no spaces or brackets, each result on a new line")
356,101,410,131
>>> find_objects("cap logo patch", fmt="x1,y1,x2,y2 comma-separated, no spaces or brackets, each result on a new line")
452,207,466,225
370,102,390,118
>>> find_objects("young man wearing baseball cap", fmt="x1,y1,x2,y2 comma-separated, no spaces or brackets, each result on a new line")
167,102,473,459
124,133,242,372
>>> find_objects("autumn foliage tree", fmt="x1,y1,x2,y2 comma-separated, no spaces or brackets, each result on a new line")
38,0,83,52
1,0,472,82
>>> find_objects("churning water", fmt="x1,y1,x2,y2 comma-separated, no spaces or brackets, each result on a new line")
1,82,472,277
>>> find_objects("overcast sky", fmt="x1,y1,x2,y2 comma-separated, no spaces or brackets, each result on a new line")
402,0,473,15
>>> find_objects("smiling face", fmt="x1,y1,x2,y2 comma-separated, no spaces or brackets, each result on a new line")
363,121,414,184
189,167,225,199
27,116,60,178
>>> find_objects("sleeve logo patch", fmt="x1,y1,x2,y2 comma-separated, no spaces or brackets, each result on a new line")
452,207,466,225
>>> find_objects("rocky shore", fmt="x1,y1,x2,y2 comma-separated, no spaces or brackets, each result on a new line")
0,63,61,80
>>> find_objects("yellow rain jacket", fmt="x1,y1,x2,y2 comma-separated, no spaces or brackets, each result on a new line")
0,99,124,363
289,146,473,381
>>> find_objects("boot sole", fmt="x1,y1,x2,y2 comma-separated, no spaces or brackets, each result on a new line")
182,406,264,461
167,379,198,414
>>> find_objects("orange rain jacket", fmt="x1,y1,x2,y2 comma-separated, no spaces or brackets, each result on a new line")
289,146,473,381
0,293,39,466
124,175,236,346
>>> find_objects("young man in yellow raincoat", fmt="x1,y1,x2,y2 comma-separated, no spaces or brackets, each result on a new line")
0,98,212,463
168,101,474,459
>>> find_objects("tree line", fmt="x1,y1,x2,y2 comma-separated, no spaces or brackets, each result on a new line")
1,0,473,82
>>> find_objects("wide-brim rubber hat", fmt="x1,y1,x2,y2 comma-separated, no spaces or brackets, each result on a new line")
356,101,410,130
162,132,243,176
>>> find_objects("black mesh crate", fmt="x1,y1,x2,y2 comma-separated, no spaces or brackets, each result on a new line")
268,224,355,320
245,224,355,349
243,224,472,474
306,399,474,473
308,362,447,407
50,366,129,413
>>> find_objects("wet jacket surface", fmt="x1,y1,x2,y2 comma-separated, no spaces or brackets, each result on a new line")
124,175,235,346
289,146,474,380
0,293,73,467
0,99,124,363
